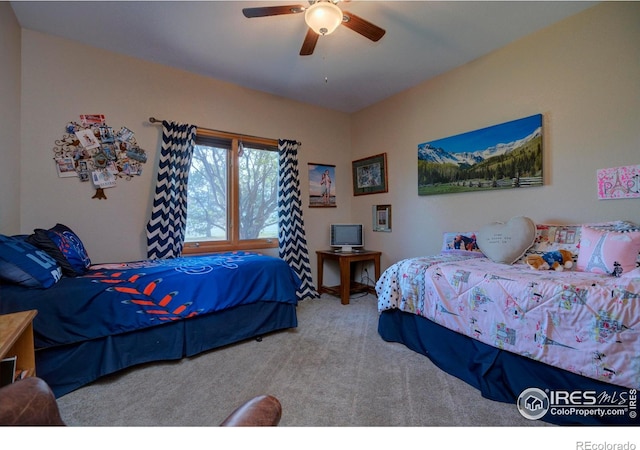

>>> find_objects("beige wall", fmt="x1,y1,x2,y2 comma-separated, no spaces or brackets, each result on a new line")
18,30,352,271
5,2,640,286
0,2,21,234
351,2,640,271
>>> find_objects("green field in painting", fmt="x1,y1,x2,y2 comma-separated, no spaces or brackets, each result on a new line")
418,181,516,196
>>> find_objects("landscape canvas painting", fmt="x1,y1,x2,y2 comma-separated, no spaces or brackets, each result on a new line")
418,114,543,196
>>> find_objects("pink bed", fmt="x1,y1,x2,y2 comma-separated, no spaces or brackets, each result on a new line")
376,253,639,390
376,220,640,425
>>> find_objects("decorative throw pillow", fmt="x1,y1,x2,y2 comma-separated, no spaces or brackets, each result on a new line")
522,224,582,257
576,226,640,275
0,234,62,288
440,231,484,257
518,220,640,264
476,216,536,264
27,224,91,276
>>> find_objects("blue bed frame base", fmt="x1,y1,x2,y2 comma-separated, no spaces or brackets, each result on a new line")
37,301,297,398
378,308,635,426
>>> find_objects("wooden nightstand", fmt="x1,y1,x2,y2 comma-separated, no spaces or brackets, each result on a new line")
316,250,381,305
0,310,38,381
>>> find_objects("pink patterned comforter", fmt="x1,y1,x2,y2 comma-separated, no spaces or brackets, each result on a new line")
376,254,640,389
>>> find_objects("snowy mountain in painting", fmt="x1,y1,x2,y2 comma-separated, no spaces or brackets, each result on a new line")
418,127,541,167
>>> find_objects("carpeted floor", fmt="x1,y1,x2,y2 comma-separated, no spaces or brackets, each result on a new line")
56,293,551,427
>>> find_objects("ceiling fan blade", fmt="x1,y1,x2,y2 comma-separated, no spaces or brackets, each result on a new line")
300,28,319,56
242,5,305,18
341,11,386,42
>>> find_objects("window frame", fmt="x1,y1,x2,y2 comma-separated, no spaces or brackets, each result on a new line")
182,128,279,255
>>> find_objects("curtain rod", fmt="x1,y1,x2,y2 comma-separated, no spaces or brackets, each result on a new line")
148,117,300,146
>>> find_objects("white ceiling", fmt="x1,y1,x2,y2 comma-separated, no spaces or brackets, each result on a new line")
10,1,598,113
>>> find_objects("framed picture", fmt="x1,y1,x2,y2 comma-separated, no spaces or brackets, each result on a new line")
75,129,101,150
352,153,388,196
417,114,543,196
55,157,78,178
308,163,336,207
597,164,640,200
373,204,391,232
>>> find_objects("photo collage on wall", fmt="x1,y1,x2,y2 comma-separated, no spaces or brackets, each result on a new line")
52,114,147,197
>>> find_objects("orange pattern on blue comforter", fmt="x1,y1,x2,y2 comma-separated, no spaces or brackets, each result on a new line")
0,252,301,349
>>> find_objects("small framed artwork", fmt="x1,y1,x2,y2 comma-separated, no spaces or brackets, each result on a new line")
597,164,640,200
308,163,336,207
75,129,101,150
352,153,388,196
55,157,78,178
373,205,392,232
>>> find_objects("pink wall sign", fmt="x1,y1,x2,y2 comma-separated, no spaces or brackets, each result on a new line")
597,164,640,200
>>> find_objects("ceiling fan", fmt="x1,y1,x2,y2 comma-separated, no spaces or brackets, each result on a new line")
242,1,386,56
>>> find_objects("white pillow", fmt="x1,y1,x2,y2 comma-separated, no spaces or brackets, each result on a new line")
477,216,536,264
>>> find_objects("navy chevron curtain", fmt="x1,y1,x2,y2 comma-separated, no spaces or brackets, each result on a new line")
278,139,319,300
146,121,197,259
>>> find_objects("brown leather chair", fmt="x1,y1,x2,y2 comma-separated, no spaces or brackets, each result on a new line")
0,377,282,426
219,394,282,426
0,377,65,426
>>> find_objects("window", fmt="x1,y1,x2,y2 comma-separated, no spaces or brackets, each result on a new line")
182,128,279,254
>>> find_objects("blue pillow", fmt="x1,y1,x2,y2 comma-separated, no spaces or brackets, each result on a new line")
27,224,91,276
0,234,62,288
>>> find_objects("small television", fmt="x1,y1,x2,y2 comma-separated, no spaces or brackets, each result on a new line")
330,224,364,253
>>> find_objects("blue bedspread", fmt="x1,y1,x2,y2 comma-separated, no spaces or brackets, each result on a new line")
0,252,301,349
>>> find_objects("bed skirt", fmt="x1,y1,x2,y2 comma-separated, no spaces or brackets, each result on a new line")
378,308,636,426
37,301,297,398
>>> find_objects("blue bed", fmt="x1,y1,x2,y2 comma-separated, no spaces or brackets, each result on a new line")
0,252,301,397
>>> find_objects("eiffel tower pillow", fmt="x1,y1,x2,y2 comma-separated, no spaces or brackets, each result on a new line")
576,226,640,275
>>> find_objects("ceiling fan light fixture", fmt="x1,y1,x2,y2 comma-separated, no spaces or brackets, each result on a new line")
304,1,343,36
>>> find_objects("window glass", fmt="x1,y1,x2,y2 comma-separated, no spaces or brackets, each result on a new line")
238,144,279,240
184,130,278,253
185,144,229,242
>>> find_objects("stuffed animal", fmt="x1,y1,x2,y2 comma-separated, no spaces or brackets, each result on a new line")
525,250,574,271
